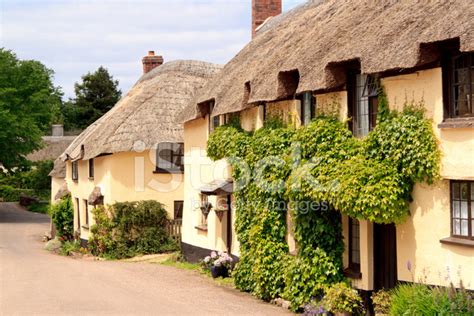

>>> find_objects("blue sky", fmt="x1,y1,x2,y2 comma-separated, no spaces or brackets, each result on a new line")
0,0,307,99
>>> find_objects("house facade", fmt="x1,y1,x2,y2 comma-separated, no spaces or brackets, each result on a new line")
59,54,221,242
179,0,474,293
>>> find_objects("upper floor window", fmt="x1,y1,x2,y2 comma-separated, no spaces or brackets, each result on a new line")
300,91,316,125
208,101,221,133
156,142,184,174
348,73,379,137
451,180,473,239
71,161,78,181
88,159,94,179
444,52,474,118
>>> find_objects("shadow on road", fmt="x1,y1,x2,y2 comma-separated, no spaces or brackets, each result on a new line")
0,202,50,224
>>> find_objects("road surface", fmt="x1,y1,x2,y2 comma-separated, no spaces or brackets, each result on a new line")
0,203,290,315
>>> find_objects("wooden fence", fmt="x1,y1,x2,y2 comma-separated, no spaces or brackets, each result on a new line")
166,218,182,243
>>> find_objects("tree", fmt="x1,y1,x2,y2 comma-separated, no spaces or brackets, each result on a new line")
0,48,62,170
64,66,121,129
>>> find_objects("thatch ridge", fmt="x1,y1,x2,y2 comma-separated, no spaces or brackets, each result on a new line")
180,0,473,122
61,60,222,161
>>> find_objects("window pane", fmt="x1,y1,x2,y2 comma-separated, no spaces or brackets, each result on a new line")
453,182,460,200
453,201,460,218
461,183,468,200
461,201,468,219
453,219,460,235
461,220,468,236
471,183,474,201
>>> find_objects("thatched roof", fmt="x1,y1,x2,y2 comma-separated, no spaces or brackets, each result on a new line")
180,0,473,122
27,136,77,162
62,60,222,161
49,157,66,178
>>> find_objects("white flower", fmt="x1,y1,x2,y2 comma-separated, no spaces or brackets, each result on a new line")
210,251,217,259
204,256,211,263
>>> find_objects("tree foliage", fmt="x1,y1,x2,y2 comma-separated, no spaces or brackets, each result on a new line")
0,49,62,169
62,66,121,130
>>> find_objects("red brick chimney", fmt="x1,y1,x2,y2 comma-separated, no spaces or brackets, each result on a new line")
142,51,164,74
252,0,282,38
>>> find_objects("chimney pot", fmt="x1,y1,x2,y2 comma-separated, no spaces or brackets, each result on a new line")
52,124,64,137
142,51,164,74
252,0,282,38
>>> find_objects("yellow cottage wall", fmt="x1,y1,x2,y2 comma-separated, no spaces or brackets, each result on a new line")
50,176,65,203
181,117,239,256
382,68,474,289
65,150,184,240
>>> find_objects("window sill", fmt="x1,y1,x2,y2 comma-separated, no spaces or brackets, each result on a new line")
440,237,474,247
343,267,362,279
194,225,208,232
72,179,78,183
153,169,184,174
438,117,474,129
81,225,89,230
88,177,94,181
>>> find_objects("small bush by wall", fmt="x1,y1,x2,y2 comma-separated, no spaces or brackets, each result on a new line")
49,196,74,240
88,200,178,259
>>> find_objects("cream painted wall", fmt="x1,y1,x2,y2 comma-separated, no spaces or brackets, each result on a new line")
181,117,239,256
397,181,474,288
382,68,474,289
65,149,184,241
50,177,65,203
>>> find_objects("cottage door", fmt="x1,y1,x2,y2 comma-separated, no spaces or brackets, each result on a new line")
373,223,397,290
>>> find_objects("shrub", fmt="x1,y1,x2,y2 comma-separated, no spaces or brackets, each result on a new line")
371,289,391,314
26,201,49,214
59,240,82,256
49,196,74,240
0,185,20,201
88,200,178,259
390,283,473,315
283,247,344,311
321,282,363,314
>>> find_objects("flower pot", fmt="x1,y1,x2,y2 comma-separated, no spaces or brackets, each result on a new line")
210,266,229,278
210,266,220,278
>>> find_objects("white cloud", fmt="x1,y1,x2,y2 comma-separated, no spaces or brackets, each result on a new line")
1,0,307,98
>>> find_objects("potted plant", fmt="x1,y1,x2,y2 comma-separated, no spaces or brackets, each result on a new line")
214,207,227,221
202,251,233,278
199,201,212,218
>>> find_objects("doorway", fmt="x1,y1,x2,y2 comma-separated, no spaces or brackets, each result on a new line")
373,223,397,290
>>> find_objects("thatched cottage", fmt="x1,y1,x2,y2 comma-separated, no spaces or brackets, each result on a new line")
179,0,474,294
59,53,221,242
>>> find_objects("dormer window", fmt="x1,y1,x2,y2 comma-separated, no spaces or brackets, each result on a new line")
208,101,224,133
443,52,474,118
155,142,184,174
348,73,379,137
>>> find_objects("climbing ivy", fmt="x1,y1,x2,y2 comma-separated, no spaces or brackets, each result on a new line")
206,99,440,310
